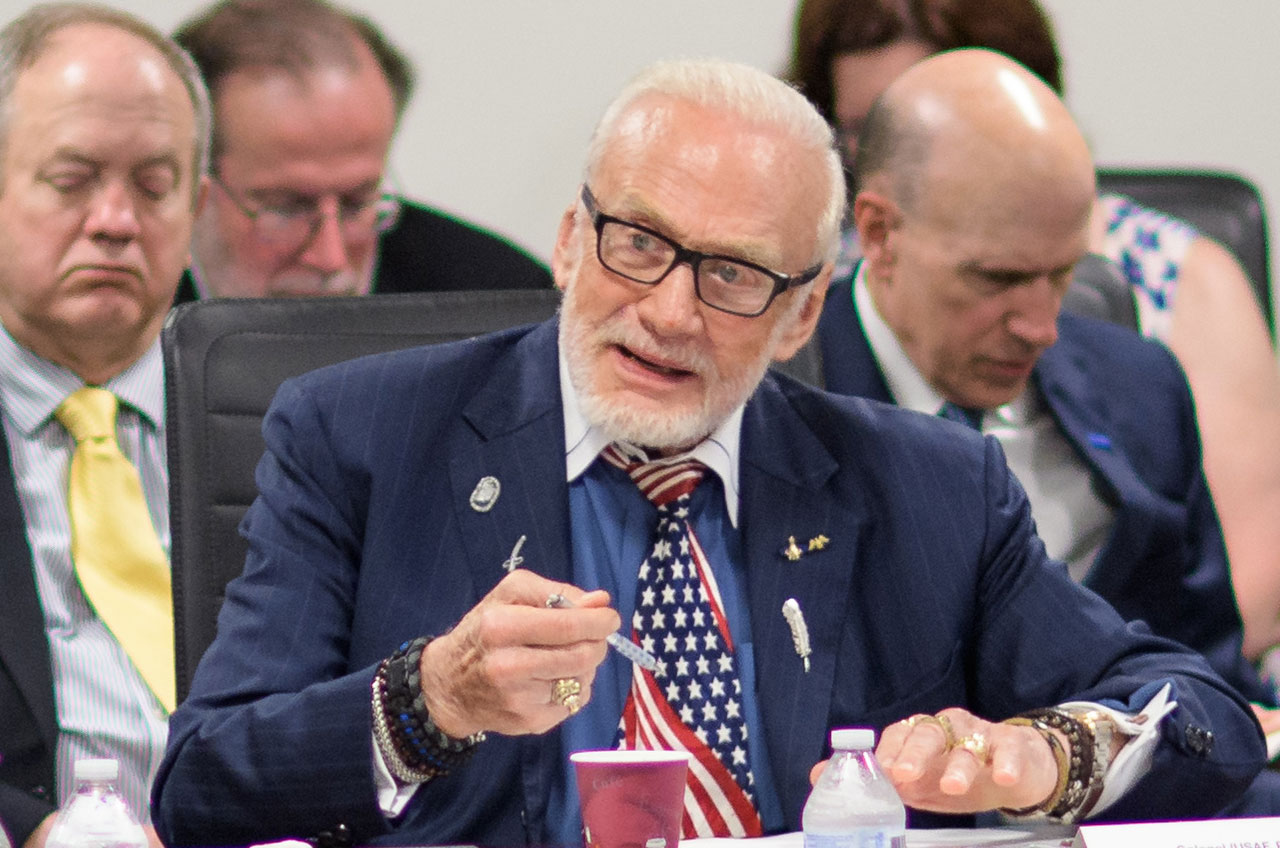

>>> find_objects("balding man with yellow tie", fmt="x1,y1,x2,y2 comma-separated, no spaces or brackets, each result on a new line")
0,5,210,848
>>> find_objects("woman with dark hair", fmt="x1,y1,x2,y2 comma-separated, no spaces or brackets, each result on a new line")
788,0,1280,691
790,0,1060,141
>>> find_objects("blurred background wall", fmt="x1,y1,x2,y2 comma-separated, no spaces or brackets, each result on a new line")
60,0,1280,298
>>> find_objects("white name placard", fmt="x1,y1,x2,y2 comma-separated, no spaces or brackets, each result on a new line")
1076,816,1280,848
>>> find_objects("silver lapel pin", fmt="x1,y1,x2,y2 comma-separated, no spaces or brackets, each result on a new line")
502,534,527,572
470,475,501,512
782,598,812,673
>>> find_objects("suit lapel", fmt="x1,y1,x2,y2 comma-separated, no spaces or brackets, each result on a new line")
817,271,894,402
448,321,573,592
1035,325,1148,591
1035,335,1150,497
0,427,58,754
738,378,867,825
445,321,569,842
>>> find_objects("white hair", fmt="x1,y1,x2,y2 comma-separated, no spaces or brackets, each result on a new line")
583,57,846,265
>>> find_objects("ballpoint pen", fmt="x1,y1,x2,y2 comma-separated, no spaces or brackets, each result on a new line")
545,592,660,672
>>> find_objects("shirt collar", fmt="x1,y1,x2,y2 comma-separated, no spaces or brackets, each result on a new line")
559,347,743,527
854,263,1030,426
0,326,165,437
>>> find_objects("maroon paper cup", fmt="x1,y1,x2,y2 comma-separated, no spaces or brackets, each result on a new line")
571,750,691,848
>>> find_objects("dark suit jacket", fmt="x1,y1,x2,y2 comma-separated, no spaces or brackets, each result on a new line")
152,319,1264,847
817,274,1271,706
0,430,60,846
173,198,553,304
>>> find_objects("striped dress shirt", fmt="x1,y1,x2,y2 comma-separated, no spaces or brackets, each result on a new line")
0,329,169,823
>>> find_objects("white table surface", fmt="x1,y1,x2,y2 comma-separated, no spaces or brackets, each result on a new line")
685,827,1075,848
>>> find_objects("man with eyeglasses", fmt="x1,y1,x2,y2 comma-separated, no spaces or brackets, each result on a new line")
174,0,551,301
152,58,1263,847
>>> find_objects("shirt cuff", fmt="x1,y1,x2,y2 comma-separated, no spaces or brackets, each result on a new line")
1061,681,1177,816
372,731,423,818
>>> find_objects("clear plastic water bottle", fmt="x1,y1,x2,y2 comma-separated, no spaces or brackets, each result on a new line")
45,759,148,848
802,728,906,848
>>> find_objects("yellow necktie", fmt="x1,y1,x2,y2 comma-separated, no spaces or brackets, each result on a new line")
56,387,175,713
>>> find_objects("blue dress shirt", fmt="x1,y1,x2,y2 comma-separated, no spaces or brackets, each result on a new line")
545,357,783,844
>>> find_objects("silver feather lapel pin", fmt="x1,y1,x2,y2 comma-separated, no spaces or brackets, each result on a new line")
501,534,527,572
782,598,811,673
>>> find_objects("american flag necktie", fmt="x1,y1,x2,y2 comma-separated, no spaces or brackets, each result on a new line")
601,443,763,838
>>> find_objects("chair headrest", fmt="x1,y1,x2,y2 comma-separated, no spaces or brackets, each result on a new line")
1062,253,1137,330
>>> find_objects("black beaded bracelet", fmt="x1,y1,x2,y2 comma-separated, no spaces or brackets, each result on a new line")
373,636,485,782
999,716,1070,816
372,669,437,784
1062,708,1113,819
1005,707,1098,823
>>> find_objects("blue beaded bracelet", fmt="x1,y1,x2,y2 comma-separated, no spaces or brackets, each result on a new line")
376,636,484,779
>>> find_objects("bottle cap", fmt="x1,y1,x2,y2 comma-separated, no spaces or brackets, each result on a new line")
73,759,119,782
830,728,875,750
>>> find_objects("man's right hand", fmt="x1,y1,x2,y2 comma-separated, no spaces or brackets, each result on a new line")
417,570,621,738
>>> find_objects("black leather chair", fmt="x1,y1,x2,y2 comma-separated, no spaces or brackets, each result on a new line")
1062,253,1139,330
1097,167,1271,333
163,288,825,702
164,289,566,702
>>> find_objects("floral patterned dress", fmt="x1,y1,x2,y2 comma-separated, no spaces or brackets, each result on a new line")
1096,193,1199,343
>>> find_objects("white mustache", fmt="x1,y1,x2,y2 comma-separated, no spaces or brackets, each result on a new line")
594,315,716,377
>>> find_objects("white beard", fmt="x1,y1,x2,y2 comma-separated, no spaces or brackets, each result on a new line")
558,271,787,452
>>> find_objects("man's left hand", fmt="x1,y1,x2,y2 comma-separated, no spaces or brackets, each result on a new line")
875,707,1060,814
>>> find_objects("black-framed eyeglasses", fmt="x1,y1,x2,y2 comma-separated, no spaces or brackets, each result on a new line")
211,174,401,254
580,185,824,318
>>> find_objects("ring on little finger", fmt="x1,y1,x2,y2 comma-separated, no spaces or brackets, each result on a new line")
906,713,957,751
552,677,583,715
956,732,991,765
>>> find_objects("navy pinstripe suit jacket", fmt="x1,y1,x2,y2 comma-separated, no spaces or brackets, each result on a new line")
153,318,1264,847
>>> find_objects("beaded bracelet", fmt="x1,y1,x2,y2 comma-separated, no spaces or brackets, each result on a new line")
371,671,437,784
371,636,485,783
998,716,1070,816
1063,708,1114,819
1004,707,1100,823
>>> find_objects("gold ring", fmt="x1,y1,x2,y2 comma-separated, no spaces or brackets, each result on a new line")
956,732,991,765
552,677,583,714
906,713,957,751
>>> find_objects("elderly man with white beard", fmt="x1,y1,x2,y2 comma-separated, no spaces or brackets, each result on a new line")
153,57,1264,847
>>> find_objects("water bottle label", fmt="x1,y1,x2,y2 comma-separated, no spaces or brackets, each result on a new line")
803,829,906,848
